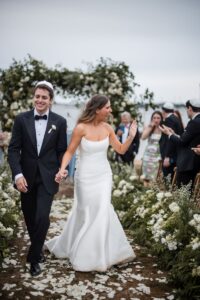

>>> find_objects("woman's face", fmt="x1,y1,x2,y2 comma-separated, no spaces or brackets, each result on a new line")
97,101,112,121
152,113,162,126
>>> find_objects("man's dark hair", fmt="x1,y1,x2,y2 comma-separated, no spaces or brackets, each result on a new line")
33,84,54,100
186,100,200,113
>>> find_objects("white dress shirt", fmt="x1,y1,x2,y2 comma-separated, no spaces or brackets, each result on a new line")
34,109,49,154
122,125,130,143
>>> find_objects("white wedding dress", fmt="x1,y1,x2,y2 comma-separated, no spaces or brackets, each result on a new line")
46,136,135,272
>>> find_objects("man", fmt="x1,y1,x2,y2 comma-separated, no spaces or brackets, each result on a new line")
159,102,183,180
8,81,67,276
160,99,200,188
115,111,140,165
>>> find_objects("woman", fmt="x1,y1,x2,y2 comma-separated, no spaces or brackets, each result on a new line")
141,111,163,184
46,94,137,272
174,110,184,132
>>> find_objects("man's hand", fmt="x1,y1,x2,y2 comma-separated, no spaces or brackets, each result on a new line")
159,125,174,136
191,145,200,155
163,157,170,167
116,129,123,137
16,176,28,193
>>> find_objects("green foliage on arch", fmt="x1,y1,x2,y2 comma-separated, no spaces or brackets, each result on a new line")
0,55,155,131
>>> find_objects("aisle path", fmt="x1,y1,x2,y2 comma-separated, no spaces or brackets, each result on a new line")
0,191,175,299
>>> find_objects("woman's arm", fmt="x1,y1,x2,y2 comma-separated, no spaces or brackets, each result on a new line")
109,120,137,154
141,125,154,140
56,124,84,181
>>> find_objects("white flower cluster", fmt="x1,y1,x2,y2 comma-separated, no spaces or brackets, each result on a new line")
156,192,172,201
192,266,200,277
0,222,14,238
161,234,178,251
136,206,149,219
112,179,134,198
169,202,180,213
0,167,20,242
189,237,200,250
189,214,200,233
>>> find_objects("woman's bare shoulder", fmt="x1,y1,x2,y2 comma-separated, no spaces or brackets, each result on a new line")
102,122,114,133
73,123,86,136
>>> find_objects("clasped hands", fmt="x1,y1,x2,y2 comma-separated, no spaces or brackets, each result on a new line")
55,169,68,183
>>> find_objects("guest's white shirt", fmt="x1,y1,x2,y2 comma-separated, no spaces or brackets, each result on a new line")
15,109,49,182
122,124,130,143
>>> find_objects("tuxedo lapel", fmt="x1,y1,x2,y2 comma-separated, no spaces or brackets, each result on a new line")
25,110,37,152
39,111,57,156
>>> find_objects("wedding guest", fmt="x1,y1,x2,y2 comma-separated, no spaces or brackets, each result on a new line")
141,111,163,184
46,95,137,272
8,81,67,276
115,111,140,165
159,102,183,181
160,99,200,188
174,109,184,131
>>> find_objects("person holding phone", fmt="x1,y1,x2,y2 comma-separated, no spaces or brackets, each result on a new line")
160,99,200,189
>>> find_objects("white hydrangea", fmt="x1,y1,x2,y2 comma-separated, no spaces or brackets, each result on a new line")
192,266,200,277
169,202,180,213
118,180,127,189
156,192,165,201
129,175,138,181
113,190,122,197
190,237,200,250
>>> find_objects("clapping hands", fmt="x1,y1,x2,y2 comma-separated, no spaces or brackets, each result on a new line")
55,169,68,183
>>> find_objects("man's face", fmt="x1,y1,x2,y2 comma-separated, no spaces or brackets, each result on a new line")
33,88,52,114
121,115,130,124
186,106,193,119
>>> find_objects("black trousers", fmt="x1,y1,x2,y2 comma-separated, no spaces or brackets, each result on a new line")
176,169,199,190
21,170,53,264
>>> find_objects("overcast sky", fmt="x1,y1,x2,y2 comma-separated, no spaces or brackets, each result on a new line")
1,0,200,103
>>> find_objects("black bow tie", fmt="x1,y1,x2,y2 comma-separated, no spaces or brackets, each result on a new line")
34,114,47,121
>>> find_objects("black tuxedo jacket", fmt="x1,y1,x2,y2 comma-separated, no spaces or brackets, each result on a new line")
159,114,183,162
8,110,67,195
170,114,200,172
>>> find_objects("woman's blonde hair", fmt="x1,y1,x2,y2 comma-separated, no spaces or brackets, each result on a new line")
77,94,109,124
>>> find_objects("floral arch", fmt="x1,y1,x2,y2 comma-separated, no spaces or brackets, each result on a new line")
0,55,155,131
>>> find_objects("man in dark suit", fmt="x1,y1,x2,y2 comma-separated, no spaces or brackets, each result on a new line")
160,99,200,188
8,81,67,276
115,111,140,165
159,102,183,180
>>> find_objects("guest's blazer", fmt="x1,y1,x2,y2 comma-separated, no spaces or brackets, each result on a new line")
159,114,183,163
170,114,200,172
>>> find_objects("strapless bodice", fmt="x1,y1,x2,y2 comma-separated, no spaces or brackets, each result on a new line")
75,136,112,178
